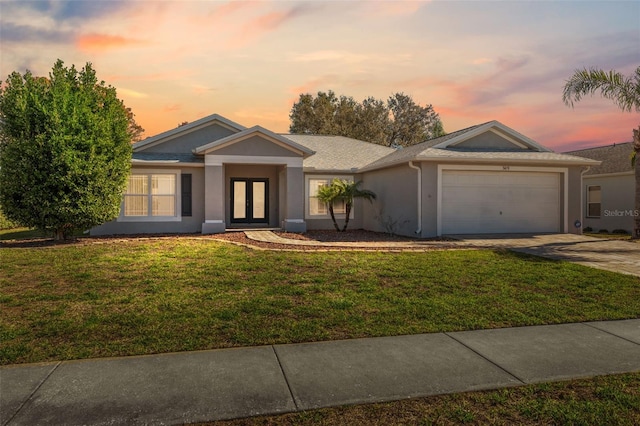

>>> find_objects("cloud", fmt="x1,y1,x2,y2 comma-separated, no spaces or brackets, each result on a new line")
76,33,143,52
117,87,148,99
365,0,429,17
163,104,182,113
228,4,315,48
0,22,73,44
290,50,370,64
50,0,132,22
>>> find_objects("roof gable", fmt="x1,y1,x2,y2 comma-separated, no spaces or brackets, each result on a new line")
133,113,246,153
433,121,550,152
194,126,315,157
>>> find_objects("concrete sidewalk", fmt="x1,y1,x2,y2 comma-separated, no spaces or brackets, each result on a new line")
2,319,639,425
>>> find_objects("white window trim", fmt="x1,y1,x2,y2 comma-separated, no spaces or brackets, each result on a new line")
305,175,355,220
586,185,601,219
118,169,182,222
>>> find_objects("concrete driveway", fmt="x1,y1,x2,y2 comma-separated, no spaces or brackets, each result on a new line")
455,234,640,277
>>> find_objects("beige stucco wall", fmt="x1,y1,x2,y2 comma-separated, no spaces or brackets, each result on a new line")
91,166,205,235
143,123,237,153
582,173,635,233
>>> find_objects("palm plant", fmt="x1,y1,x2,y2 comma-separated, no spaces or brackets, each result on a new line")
563,66,640,238
316,179,376,232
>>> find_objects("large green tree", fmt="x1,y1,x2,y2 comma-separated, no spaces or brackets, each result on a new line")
0,60,134,240
289,91,445,147
563,66,640,239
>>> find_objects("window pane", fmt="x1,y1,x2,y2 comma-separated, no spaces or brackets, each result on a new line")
124,195,148,216
588,203,601,218
253,181,266,219
127,175,148,195
588,186,601,203
233,181,246,219
333,199,346,214
152,175,175,195
152,195,175,216
309,179,328,216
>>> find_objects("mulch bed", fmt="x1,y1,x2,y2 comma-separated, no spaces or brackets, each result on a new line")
0,229,460,251
213,229,461,251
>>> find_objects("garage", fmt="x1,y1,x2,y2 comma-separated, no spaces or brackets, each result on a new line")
441,170,561,234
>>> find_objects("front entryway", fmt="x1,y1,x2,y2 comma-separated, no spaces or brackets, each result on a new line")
231,178,269,224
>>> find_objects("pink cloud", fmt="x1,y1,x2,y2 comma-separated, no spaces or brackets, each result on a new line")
76,33,143,52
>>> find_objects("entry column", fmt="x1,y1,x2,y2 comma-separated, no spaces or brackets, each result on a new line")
283,166,306,232
202,158,226,234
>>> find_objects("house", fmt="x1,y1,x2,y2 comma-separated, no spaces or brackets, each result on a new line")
565,142,635,233
90,114,599,237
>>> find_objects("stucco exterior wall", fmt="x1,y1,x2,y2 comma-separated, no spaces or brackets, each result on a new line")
225,164,279,227
91,166,205,235
143,124,237,154
304,173,366,231
455,132,529,150
362,165,419,237
420,163,439,237
212,136,301,157
582,173,635,233
566,167,583,234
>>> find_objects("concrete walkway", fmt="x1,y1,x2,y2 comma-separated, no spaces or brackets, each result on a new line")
2,319,639,425
244,231,640,277
456,234,640,277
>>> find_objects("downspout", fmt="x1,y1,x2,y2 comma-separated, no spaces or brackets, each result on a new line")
408,161,422,235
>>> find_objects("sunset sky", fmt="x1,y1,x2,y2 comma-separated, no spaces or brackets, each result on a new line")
1,0,639,151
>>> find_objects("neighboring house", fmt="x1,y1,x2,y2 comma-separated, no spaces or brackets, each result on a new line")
91,113,598,237
566,142,635,233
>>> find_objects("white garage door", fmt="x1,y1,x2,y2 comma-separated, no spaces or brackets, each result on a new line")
441,170,561,234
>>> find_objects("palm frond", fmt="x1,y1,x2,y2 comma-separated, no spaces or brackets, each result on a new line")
562,66,640,112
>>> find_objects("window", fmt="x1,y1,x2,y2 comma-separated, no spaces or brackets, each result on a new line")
306,176,352,218
122,172,180,220
587,185,601,218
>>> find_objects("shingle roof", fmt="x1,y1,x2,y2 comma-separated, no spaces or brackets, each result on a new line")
565,142,634,175
283,134,395,172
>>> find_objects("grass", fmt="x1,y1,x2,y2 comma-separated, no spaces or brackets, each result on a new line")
1,238,639,365
203,373,640,425
585,232,639,242
0,227,49,240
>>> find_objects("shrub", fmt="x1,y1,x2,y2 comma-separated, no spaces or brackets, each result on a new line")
583,226,593,232
0,209,17,230
612,229,629,234
598,229,609,234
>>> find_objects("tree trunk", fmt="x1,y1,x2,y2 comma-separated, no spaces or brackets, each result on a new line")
328,204,340,232
53,229,65,241
341,202,352,232
633,127,640,239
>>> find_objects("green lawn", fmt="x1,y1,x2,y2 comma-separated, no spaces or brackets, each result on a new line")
0,227,49,240
1,238,639,365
